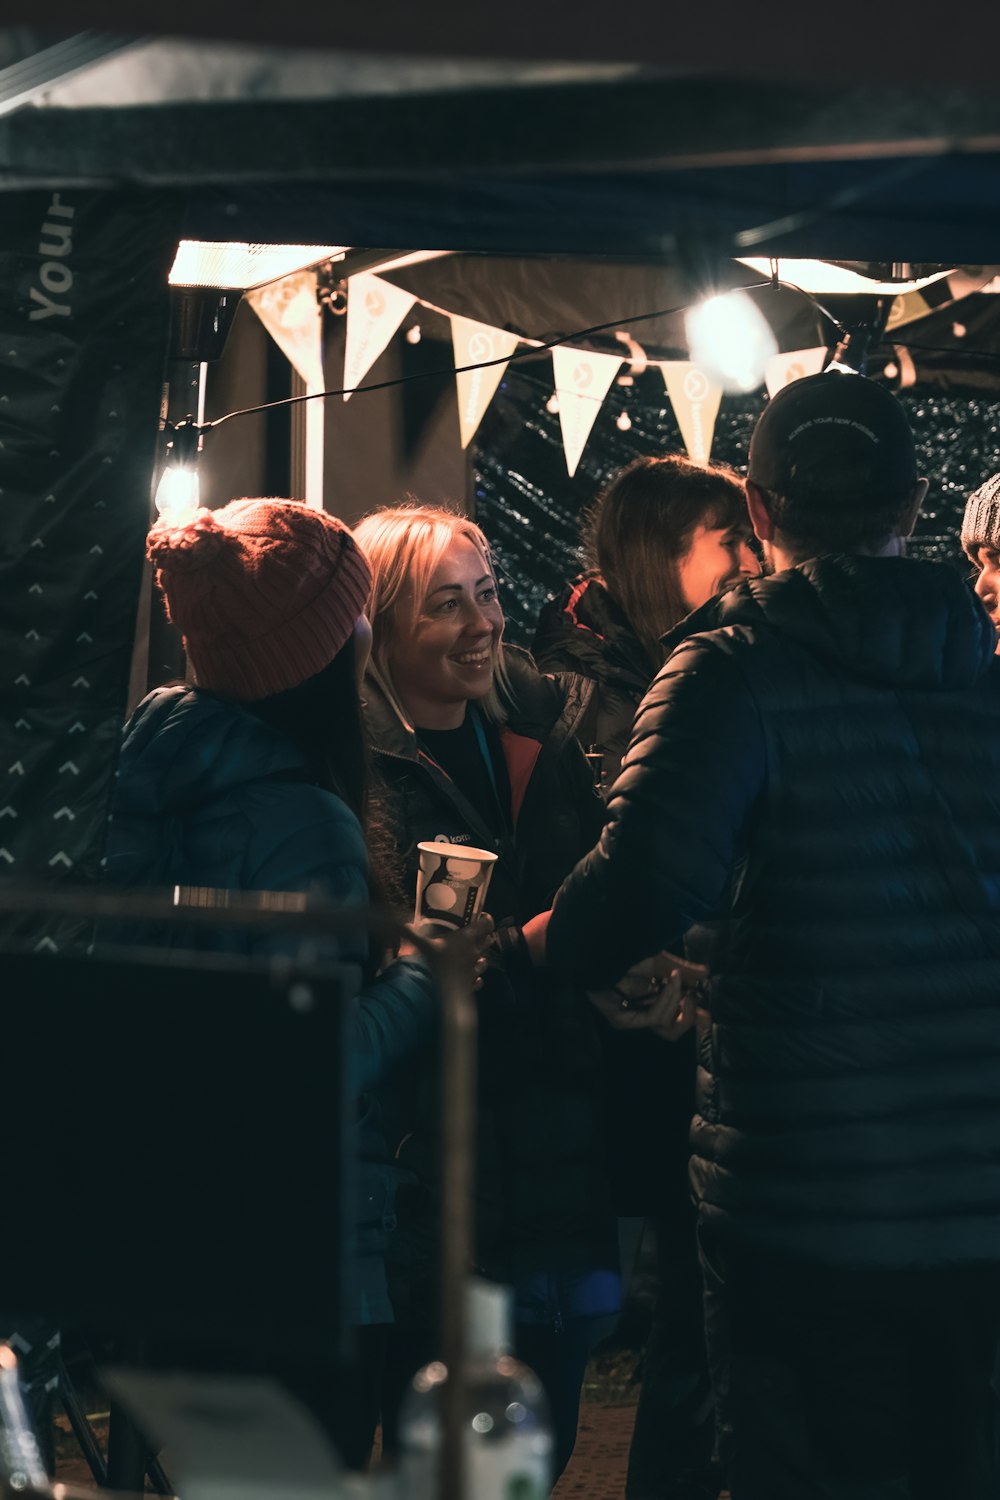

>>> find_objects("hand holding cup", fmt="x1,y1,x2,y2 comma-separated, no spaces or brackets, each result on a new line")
400,912,495,989
414,841,498,931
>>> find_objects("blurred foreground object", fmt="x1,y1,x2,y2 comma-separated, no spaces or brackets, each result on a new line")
0,1345,49,1495
399,1278,553,1499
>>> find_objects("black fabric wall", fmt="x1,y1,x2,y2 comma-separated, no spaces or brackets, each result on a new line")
0,190,179,947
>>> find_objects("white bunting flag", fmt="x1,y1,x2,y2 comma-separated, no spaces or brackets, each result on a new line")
343,273,416,401
764,346,828,397
885,289,931,332
451,316,521,448
247,270,327,506
247,270,325,390
552,347,623,478
659,362,723,465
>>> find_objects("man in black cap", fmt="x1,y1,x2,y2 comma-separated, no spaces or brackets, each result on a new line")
526,373,1000,1499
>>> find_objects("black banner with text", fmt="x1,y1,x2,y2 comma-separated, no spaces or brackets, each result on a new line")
0,190,179,947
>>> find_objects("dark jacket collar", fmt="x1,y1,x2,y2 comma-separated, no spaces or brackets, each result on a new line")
115,685,306,816
363,644,571,761
660,554,998,692
533,574,654,692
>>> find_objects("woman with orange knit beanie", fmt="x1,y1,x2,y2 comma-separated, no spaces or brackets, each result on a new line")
104,498,490,1468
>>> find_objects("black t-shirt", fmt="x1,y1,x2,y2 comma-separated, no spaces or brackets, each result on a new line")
416,708,512,842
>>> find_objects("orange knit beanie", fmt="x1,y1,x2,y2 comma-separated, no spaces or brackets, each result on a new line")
146,499,372,701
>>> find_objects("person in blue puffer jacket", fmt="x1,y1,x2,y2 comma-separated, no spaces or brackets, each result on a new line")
103,497,489,1469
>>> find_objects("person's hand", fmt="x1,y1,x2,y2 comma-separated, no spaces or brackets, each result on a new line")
588,951,709,1042
399,912,495,989
520,909,551,967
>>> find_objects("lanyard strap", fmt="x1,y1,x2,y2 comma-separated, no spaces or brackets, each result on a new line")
470,705,501,802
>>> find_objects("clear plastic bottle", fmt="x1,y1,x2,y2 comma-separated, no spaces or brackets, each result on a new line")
399,1279,554,1499
0,1347,134,1500
0,1344,51,1498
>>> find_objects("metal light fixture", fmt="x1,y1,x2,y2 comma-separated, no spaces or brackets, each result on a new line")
825,300,893,376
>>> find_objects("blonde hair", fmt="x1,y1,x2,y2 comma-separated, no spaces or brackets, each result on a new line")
352,503,510,726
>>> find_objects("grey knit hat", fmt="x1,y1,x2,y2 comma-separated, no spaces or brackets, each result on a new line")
961,473,1000,552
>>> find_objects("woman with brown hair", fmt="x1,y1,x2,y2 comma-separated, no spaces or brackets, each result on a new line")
533,453,758,793
533,454,758,1500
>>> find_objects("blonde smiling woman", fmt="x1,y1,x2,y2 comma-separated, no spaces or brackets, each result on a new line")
354,502,623,1480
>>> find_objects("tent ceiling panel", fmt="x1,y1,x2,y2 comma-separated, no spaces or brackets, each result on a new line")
172,158,1000,266
3,5,1000,85
4,78,1000,187
25,38,640,109
4,66,1000,264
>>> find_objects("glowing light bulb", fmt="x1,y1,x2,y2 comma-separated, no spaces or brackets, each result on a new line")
154,421,202,524
616,411,632,431
406,324,422,344
153,464,200,523
546,394,560,415
684,290,778,394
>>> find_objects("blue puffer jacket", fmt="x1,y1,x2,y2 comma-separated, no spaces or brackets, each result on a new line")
548,555,1000,1269
105,684,439,1322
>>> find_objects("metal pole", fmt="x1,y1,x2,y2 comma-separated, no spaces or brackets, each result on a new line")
105,1396,149,1494
0,883,401,948
433,939,477,1500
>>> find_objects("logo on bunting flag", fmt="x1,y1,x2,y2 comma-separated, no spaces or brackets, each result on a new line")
659,361,723,465
552,346,623,477
450,315,521,448
885,290,931,331
343,273,416,401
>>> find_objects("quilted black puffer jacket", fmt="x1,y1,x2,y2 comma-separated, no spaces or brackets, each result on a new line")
533,575,700,1214
548,554,1000,1268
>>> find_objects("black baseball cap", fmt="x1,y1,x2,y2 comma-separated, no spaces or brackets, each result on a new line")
747,372,917,500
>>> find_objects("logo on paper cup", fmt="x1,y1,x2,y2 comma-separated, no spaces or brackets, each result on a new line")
415,841,497,930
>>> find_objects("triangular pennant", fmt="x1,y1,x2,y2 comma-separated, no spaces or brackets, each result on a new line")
343,273,416,401
552,347,623,478
764,346,828,397
246,270,324,389
451,316,521,448
885,289,931,332
659,362,723,465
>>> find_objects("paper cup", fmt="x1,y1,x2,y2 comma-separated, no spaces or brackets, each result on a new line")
415,841,498,931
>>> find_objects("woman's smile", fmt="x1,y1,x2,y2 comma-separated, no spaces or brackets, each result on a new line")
388,534,505,727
